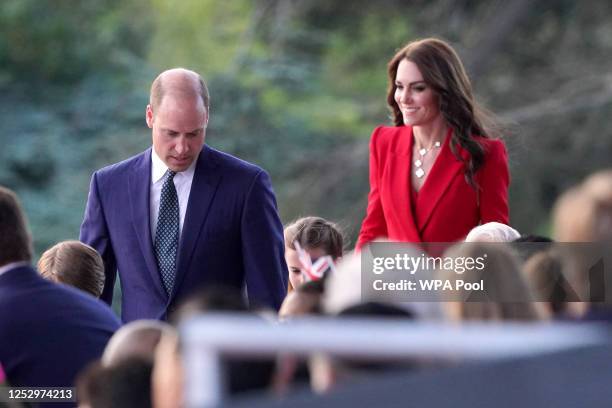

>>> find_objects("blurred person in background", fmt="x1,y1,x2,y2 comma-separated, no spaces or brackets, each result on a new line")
438,243,546,321
582,169,612,242
522,250,575,318
284,216,344,292
38,240,105,298
80,68,287,322
465,222,520,242
554,186,601,243
0,186,120,394
553,169,612,320
357,38,509,249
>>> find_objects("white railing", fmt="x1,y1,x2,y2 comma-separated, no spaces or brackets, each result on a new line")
180,314,610,408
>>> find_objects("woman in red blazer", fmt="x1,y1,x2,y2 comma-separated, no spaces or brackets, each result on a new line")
357,38,509,249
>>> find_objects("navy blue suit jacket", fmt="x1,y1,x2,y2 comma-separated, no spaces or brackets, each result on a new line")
0,265,120,392
80,146,287,321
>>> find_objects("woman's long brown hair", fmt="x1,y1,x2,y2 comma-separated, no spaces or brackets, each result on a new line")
387,38,501,189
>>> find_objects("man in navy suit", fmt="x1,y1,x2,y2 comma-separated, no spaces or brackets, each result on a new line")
80,68,287,322
0,186,120,394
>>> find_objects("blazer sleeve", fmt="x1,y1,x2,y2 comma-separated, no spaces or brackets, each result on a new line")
356,126,389,250
478,139,510,225
240,170,287,310
79,172,117,305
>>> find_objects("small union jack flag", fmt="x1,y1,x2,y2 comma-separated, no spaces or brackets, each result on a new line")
294,241,336,281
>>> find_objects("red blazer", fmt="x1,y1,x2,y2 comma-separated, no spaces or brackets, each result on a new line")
357,125,509,248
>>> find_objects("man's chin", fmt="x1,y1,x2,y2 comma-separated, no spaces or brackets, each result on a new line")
167,159,193,172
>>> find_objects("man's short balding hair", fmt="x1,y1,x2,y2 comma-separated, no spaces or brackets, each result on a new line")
0,186,32,266
149,68,210,113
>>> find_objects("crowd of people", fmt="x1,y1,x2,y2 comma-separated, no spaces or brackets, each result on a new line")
2,170,611,407
1,37,612,407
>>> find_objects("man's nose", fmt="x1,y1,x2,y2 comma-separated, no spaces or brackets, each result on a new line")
175,136,188,154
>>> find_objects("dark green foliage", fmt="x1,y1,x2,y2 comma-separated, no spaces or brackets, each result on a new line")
0,0,152,85
1,0,612,263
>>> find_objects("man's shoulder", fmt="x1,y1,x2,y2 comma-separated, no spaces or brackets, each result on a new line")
204,146,264,177
0,266,120,327
94,149,150,179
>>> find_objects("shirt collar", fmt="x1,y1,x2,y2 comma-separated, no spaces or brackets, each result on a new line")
151,148,198,183
0,261,30,277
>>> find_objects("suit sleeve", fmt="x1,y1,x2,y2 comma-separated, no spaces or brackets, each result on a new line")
356,127,388,250
478,139,510,225
241,170,287,310
80,172,117,305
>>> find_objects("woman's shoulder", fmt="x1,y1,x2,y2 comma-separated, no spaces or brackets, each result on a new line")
472,136,508,166
368,125,411,156
369,125,410,148
371,125,405,137
474,135,506,154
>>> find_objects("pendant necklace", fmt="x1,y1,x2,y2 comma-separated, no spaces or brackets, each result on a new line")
414,140,441,178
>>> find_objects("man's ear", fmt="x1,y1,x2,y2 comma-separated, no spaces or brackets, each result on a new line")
146,104,154,128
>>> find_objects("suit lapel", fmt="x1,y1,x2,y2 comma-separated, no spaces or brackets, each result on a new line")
388,126,420,241
172,146,222,300
416,128,467,234
128,149,166,298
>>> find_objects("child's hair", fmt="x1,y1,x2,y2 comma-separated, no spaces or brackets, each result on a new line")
38,240,105,298
284,216,344,260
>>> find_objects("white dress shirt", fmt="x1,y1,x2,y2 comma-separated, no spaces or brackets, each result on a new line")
150,149,197,241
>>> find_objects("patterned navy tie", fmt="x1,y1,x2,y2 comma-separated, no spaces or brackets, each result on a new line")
155,169,179,295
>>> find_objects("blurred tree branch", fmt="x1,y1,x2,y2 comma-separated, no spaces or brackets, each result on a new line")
463,0,534,79
501,73,612,122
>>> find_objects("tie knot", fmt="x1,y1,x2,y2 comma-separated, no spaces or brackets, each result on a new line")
165,169,176,180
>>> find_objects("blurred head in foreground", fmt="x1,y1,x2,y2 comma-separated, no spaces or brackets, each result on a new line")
279,279,325,319
163,286,276,401
465,222,520,243
152,330,182,408
102,319,175,366
77,358,153,408
323,245,442,319
310,301,416,394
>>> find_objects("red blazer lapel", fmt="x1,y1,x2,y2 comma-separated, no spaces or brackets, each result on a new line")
385,126,420,241
415,129,468,235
